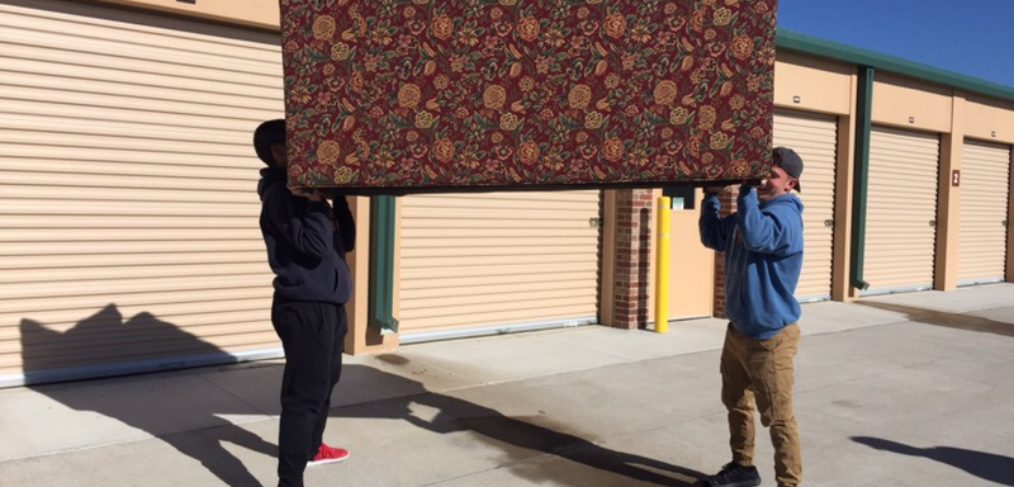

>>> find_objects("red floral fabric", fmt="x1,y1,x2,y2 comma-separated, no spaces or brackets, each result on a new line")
280,0,776,193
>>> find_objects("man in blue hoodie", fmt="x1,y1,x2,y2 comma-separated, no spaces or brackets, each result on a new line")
254,119,356,487
696,147,805,487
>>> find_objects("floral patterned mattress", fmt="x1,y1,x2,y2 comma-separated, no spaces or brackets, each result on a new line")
280,0,776,194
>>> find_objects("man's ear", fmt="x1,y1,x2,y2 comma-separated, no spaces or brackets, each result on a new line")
270,144,286,167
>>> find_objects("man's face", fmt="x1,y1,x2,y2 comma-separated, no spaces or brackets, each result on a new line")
270,143,287,168
758,165,797,202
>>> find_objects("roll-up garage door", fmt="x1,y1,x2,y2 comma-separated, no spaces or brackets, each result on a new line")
863,127,940,294
398,191,601,341
958,140,1011,285
0,1,284,385
772,110,838,301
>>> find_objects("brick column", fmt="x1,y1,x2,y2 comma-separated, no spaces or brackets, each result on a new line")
712,188,739,319
611,189,654,329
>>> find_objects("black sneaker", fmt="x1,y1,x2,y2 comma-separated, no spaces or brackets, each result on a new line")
695,462,762,487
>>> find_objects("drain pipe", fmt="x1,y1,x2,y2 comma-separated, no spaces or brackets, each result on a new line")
369,195,399,334
850,66,874,291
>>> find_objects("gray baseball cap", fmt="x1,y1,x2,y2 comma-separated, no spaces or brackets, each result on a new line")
773,147,803,192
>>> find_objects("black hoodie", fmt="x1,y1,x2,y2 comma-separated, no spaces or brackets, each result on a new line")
257,167,355,304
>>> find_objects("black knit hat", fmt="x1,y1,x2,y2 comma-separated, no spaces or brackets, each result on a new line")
773,146,803,192
253,119,286,167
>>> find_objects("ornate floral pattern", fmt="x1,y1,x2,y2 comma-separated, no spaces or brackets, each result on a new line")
280,0,776,192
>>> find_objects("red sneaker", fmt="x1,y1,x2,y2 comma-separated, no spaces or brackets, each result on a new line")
308,444,349,467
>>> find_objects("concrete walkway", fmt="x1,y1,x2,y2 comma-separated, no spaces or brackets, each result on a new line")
2,284,1013,486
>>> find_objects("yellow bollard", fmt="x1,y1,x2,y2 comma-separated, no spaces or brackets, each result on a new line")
655,197,671,333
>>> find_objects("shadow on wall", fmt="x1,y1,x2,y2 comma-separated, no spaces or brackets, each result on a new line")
22,305,704,486
852,436,1014,486
855,300,1014,338
19,303,240,377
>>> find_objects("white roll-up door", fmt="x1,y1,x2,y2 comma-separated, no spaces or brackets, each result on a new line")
863,127,940,294
398,191,601,340
958,140,1011,285
0,1,284,385
772,110,838,301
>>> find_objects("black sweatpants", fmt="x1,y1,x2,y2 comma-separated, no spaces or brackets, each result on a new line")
271,298,347,487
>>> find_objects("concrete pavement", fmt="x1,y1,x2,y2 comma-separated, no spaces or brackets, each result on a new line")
1,284,1013,486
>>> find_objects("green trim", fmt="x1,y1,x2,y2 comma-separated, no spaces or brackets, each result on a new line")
850,66,874,291
777,29,1014,102
368,195,399,334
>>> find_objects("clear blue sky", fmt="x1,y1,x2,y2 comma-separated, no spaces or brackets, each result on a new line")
778,0,1014,89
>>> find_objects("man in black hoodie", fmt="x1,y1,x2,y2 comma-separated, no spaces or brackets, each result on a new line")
254,119,355,487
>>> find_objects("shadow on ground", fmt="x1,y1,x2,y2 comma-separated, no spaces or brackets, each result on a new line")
21,305,276,487
853,436,1014,486
856,301,1014,338
340,359,703,486
22,304,702,486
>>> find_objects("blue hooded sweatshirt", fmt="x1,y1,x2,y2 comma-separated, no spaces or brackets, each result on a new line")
257,167,355,305
699,186,803,340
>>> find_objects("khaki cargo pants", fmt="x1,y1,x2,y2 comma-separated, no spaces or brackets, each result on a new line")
721,323,802,486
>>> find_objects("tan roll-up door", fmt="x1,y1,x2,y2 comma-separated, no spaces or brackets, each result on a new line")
0,1,284,385
958,140,1011,285
772,110,838,301
398,191,601,340
863,127,940,294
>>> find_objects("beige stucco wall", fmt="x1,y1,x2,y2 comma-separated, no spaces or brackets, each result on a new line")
872,73,953,133
774,51,853,115
964,95,1014,144
832,74,860,301
94,0,280,30
934,96,965,291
